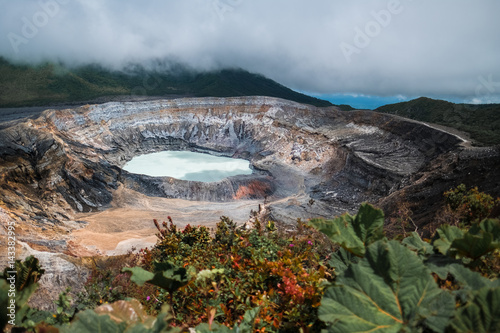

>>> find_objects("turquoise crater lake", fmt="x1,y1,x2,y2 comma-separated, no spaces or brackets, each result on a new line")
122,151,253,182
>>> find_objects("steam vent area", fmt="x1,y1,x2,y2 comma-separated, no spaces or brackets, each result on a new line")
4,96,500,301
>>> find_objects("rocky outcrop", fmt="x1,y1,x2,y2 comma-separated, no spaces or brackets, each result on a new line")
379,145,500,235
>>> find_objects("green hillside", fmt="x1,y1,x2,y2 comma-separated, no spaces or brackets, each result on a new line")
0,57,337,108
376,97,500,146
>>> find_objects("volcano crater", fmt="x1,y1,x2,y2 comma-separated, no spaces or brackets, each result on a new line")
0,96,468,257
0,97,467,223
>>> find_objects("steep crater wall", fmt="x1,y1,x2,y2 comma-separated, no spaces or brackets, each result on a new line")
0,97,464,225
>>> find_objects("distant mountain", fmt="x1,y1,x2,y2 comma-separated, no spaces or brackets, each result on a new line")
0,57,343,109
376,97,500,146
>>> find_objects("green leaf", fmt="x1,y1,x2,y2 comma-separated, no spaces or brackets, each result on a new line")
19,308,54,328
425,254,500,304
310,214,365,256
402,232,434,259
352,203,385,246
0,273,41,329
2,256,45,292
433,219,500,261
329,247,360,276
147,311,179,333
433,225,464,255
151,262,189,293
420,290,460,333
309,204,385,257
424,255,465,280
319,240,455,333
122,267,155,287
239,307,260,332
449,287,500,333
123,263,189,293
477,219,500,242
447,264,500,290
450,231,496,260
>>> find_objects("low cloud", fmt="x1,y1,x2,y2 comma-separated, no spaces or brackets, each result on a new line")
1,0,499,102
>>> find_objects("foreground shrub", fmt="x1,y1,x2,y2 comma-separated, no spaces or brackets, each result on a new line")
310,204,500,333
144,217,331,331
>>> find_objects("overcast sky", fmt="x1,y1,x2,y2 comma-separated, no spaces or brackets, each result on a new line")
1,0,500,106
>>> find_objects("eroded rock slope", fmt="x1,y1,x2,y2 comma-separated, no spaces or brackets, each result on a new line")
0,97,466,225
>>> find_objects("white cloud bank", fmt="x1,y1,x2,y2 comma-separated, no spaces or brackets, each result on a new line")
1,0,499,102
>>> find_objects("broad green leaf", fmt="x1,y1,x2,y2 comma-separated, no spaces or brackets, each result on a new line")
1,256,45,292
239,307,260,332
309,214,365,257
147,312,178,333
402,232,434,259
421,290,459,333
450,231,496,260
123,263,189,293
310,203,385,257
122,267,155,287
470,218,500,250
319,240,454,333
449,287,500,333
19,308,54,329
352,203,385,246
477,219,500,242
151,262,189,293
425,255,466,281
425,254,500,307
61,310,126,333
434,219,500,260
433,225,464,255
329,247,360,276
446,264,500,290
320,286,401,333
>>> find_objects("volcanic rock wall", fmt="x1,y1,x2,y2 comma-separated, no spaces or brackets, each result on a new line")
0,96,467,225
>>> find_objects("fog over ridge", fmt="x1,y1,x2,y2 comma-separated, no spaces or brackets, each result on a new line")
1,0,499,103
